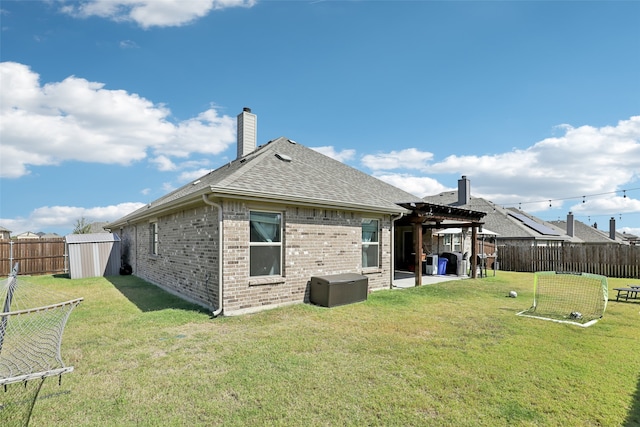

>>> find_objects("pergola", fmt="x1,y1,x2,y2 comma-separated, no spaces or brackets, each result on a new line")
396,202,486,286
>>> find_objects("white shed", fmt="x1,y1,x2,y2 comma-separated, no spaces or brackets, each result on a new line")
66,233,121,279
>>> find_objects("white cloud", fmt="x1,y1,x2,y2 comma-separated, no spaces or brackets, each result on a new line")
150,155,178,171
0,62,236,178
361,117,640,209
162,182,176,192
60,0,256,29
568,196,640,217
311,146,356,163
119,39,139,48
177,168,213,183
362,148,434,171
428,117,640,202
620,227,640,237
373,174,450,198
0,202,145,235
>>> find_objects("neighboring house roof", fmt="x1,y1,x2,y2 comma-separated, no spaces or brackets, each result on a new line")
108,137,423,228
40,233,62,239
423,191,577,242
0,226,11,233
65,233,121,244
15,231,40,239
88,222,110,233
620,231,639,244
549,219,627,244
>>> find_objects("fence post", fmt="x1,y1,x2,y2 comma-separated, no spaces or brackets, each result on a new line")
9,241,13,273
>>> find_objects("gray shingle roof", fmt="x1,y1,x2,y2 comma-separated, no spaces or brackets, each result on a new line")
109,137,422,227
422,191,577,242
549,219,626,244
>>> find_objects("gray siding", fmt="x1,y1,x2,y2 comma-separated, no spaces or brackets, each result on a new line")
67,234,121,279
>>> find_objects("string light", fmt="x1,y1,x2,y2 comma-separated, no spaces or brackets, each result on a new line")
501,187,639,209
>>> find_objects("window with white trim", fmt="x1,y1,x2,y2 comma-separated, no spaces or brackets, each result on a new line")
362,218,379,268
150,222,158,255
249,211,282,277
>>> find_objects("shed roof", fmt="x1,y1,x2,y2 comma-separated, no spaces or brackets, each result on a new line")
65,233,121,244
108,137,424,228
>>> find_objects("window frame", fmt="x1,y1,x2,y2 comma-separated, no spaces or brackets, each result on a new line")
361,218,380,269
149,221,159,255
249,210,283,277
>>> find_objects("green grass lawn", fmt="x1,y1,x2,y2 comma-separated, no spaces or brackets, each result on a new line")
6,271,640,426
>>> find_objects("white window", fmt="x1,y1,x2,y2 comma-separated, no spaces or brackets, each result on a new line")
249,211,282,277
150,222,158,255
362,219,379,268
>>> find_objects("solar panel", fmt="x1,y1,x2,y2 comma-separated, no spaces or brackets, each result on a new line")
508,212,562,236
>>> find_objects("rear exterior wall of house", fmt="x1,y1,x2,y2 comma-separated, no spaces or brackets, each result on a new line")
118,200,393,315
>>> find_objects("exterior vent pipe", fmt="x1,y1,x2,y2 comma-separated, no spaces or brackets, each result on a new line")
458,175,470,206
566,212,574,237
609,217,616,241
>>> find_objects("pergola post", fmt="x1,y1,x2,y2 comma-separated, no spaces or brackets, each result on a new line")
414,220,423,287
395,202,486,288
471,225,478,279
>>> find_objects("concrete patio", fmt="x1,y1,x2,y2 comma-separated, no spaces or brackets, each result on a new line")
392,270,467,289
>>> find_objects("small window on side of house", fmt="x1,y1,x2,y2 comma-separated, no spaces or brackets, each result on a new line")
362,218,379,268
249,211,282,277
150,222,158,255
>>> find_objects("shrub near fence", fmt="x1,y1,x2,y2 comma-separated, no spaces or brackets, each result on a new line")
499,244,640,278
0,239,67,276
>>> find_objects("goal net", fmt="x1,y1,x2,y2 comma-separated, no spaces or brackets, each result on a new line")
517,271,608,327
1,264,82,426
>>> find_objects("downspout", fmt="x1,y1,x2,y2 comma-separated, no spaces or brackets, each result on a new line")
390,212,404,289
202,194,223,317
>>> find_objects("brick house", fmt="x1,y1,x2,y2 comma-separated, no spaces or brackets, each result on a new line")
107,108,434,315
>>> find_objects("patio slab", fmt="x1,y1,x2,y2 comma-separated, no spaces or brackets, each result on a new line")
392,271,466,289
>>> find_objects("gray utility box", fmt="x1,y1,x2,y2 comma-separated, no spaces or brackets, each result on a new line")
309,273,368,308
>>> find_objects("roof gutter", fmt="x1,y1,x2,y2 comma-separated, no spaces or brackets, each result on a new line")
202,194,223,317
208,188,412,216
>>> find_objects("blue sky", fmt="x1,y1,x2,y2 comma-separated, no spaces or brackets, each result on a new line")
1,0,639,237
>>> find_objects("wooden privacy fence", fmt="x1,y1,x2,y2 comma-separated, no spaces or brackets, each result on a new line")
499,244,640,278
0,239,67,276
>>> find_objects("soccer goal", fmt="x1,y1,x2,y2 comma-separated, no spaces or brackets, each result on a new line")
1,264,82,426
517,271,608,327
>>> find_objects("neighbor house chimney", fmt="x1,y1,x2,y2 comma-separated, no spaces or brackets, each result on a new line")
609,217,616,240
457,175,470,205
566,212,574,237
237,107,257,159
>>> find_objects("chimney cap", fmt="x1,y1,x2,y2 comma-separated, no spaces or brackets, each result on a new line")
243,107,252,113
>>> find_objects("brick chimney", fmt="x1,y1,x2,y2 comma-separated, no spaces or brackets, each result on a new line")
609,217,616,240
457,176,470,206
566,212,574,237
237,107,257,159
